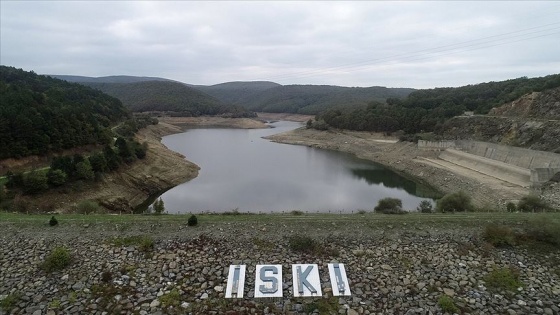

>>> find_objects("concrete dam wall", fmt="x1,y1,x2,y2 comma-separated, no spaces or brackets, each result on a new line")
418,140,560,187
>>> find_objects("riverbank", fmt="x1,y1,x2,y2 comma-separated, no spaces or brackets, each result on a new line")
264,128,534,209
1,212,559,314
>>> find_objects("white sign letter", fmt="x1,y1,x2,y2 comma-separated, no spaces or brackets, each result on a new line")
225,265,246,298
255,264,283,298
292,264,322,297
328,263,351,296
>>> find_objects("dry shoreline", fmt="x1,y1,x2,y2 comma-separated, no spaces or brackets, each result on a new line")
264,127,534,209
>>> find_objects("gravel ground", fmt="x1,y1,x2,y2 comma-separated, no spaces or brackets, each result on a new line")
1,217,559,315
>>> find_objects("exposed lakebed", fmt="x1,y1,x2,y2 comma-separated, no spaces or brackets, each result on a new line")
159,121,436,213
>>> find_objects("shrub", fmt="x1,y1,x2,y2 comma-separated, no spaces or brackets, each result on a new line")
153,198,165,214
187,214,198,226
374,197,404,214
0,292,21,312
49,216,58,226
523,218,560,248
288,235,318,253
417,200,433,213
160,288,181,307
47,169,68,187
436,191,474,212
484,267,523,292
101,271,113,283
482,225,515,247
42,247,71,272
111,236,154,252
506,202,517,212
23,170,49,195
517,195,549,212
290,210,304,215
76,200,102,214
438,295,459,313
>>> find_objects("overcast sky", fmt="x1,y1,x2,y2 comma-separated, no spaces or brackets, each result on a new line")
1,1,559,88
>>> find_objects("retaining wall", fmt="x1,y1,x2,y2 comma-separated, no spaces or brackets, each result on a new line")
419,140,560,186
439,149,531,187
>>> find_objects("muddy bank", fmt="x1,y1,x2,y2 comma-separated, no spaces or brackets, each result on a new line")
159,116,268,129
265,128,532,208
15,122,200,213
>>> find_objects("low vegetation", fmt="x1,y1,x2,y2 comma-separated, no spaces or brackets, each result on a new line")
374,197,405,214
42,247,72,273
110,235,155,253
288,235,338,256
0,292,21,312
187,214,198,226
482,224,516,247
437,295,459,313
517,194,550,212
483,267,523,292
436,191,474,212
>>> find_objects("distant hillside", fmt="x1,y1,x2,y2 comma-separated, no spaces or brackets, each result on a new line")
317,74,560,134
49,75,174,84
0,66,130,159
54,76,256,117
192,83,414,115
193,81,282,105
83,81,225,114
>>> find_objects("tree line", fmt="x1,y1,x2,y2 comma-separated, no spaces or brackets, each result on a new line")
5,137,147,195
314,74,560,134
0,66,130,159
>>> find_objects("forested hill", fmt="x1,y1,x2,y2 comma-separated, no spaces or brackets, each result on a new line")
0,66,130,159
50,75,174,84
193,83,415,115
317,74,560,134
54,78,256,117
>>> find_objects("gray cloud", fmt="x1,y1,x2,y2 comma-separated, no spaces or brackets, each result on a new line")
1,1,559,88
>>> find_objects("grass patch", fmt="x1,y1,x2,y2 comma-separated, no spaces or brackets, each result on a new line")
110,235,154,252
288,235,338,256
0,292,21,312
160,288,181,308
482,224,515,247
42,246,71,272
438,295,459,313
303,297,338,313
252,237,275,250
484,267,523,292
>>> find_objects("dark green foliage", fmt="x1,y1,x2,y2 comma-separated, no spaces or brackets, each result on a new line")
0,66,129,159
89,153,108,173
42,246,71,272
187,214,198,226
83,81,255,117
206,84,414,115
318,74,560,133
49,216,58,226
436,191,474,212
310,119,330,130
523,218,560,248
438,295,459,313
306,119,313,129
76,200,102,214
288,235,319,253
482,225,515,247
75,159,94,180
484,267,523,292
517,195,549,212
374,197,404,214
23,170,49,195
417,200,433,213
101,271,113,283
133,141,148,159
6,171,23,189
115,137,135,162
0,292,21,312
153,198,165,214
506,202,517,212
103,145,121,171
47,169,67,186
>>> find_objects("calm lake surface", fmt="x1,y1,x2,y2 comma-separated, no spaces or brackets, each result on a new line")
159,121,436,213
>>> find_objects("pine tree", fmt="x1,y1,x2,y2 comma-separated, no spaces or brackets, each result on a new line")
153,198,165,214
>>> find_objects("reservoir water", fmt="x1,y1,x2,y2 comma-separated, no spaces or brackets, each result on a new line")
159,121,437,213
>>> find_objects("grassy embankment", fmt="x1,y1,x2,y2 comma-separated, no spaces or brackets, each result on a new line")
1,211,559,227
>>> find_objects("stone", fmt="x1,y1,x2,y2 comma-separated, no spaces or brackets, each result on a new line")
214,285,224,292
200,293,209,299
380,264,393,271
443,288,455,297
149,299,160,308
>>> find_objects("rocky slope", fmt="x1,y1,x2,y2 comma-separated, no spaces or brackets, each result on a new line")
1,216,559,315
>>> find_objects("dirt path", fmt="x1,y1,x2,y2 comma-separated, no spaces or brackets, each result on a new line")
265,128,530,208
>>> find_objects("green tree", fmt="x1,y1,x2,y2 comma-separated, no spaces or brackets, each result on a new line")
153,198,165,214
115,137,134,161
23,170,49,195
89,153,108,173
374,197,403,214
417,200,433,213
517,195,549,212
436,191,474,212
47,169,67,187
75,159,94,180
103,145,121,171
